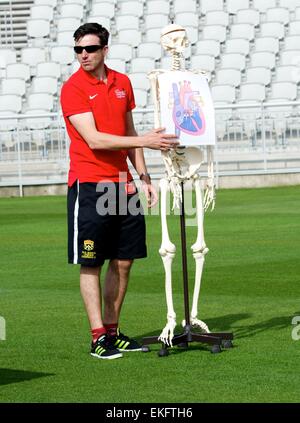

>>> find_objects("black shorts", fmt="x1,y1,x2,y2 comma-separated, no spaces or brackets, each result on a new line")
67,180,147,266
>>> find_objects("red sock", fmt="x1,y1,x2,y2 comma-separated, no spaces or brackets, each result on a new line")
104,323,118,337
91,327,106,343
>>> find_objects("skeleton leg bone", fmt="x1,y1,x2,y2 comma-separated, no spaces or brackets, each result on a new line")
158,178,177,346
182,177,210,333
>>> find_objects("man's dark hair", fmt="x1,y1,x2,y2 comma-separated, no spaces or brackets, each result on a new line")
73,23,109,46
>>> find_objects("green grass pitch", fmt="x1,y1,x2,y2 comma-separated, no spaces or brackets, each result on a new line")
0,185,300,403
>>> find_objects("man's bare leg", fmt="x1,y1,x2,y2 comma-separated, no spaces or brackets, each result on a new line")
103,259,133,325
80,265,103,329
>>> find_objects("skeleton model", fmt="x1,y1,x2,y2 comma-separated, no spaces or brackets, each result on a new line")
148,24,216,346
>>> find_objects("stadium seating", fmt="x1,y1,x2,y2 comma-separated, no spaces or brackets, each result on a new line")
0,0,299,119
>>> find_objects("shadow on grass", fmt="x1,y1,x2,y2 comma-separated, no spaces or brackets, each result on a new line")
137,312,295,343
0,369,55,386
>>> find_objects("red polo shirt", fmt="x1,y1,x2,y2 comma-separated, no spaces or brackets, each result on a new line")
60,65,135,186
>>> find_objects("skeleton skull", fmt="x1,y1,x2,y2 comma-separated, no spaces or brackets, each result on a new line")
160,24,189,54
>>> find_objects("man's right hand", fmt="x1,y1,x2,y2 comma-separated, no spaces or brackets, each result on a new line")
142,128,179,151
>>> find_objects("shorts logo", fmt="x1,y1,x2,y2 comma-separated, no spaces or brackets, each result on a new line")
82,240,96,259
115,89,126,99
84,240,94,251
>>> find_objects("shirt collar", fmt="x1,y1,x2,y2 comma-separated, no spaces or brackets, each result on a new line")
79,64,116,86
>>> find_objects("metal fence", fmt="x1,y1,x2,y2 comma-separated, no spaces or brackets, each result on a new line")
1,101,300,196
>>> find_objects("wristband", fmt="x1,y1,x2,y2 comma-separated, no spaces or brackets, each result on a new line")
139,172,151,181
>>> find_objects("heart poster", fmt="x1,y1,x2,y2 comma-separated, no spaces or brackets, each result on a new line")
158,71,216,146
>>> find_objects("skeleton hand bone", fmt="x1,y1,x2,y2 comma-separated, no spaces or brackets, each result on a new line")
158,317,177,346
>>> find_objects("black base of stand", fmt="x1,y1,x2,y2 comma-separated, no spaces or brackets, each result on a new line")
142,326,233,356
143,182,233,356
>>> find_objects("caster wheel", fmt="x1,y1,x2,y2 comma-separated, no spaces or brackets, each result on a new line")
211,344,221,354
222,340,233,349
158,348,169,357
141,345,150,352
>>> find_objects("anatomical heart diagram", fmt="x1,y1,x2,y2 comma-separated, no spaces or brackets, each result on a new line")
158,71,216,146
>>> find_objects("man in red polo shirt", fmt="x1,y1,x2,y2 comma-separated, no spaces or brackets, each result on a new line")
60,23,178,360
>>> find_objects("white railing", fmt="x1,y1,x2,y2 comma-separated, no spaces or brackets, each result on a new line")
1,101,300,196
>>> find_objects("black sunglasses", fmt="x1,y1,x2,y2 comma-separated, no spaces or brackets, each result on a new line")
74,45,104,54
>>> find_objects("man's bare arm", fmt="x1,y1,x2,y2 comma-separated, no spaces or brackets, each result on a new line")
69,112,178,151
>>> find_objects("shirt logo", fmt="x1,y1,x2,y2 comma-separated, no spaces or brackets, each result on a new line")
115,89,126,99
89,94,98,100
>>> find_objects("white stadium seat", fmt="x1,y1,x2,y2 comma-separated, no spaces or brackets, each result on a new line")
116,15,139,31
251,52,276,69
200,0,224,14
108,44,132,61
1,78,26,96
270,82,297,100
118,29,141,47
252,0,276,13
87,16,110,30
284,35,300,50
32,77,58,95
211,84,236,103
57,31,74,47
206,11,229,26
190,55,215,72
289,21,300,36
225,38,250,55
137,42,162,60
195,40,220,57
220,53,246,71
50,46,74,65
276,65,300,83
260,22,285,39
236,9,260,26
36,62,61,79
119,1,144,17
175,12,198,28
30,5,54,21
21,47,46,70
240,83,265,102
173,0,197,14
215,68,241,87
60,4,84,18
245,67,271,85
6,63,30,81
144,14,168,30
131,57,155,73
146,0,170,15
27,18,50,40
0,49,17,68
230,23,255,41
202,25,226,43
105,59,126,73
128,73,150,91
90,2,115,18
254,37,279,54
57,17,81,32
144,28,161,43
279,0,300,11
266,7,290,25
27,93,54,111
281,50,300,66
0,94,22,113
227,0,250,15
24,109,52,131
